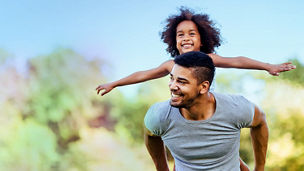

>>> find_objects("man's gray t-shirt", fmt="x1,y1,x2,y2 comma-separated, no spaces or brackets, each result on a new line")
144,92,255,171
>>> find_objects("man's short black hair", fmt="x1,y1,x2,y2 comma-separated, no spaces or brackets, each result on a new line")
174,51,215,85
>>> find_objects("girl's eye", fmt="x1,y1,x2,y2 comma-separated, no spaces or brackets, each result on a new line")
177,34,184,37
190,32,196,36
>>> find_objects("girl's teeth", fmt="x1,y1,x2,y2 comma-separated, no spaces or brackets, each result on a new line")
183,44,192,48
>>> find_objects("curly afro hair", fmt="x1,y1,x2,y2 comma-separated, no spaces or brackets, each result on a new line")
161,7,222,57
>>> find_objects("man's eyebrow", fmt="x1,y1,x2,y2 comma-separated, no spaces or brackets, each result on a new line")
170,73,188,81
177,77,189,82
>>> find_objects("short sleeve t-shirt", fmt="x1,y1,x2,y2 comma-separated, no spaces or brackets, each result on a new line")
144,92,255,171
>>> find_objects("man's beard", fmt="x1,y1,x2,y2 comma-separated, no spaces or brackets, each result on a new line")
170,98,195,108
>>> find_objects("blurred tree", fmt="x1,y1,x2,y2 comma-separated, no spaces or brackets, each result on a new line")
255,58,304,170
0,48,112,170
280,58,304,85
0,48,161,170
25,48,107,170
110,77,170,144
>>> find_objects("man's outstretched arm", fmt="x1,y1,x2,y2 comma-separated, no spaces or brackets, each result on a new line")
250,106,269,171
144,127,169,171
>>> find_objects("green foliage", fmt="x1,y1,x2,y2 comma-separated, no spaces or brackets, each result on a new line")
27,48,102,122
0,48,110,170
0,118,59,171
280,58,304,85
111,77,170,144
25,48,108,169
262,79,304,170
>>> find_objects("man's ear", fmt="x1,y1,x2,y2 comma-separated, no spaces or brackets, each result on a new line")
199,81,210,94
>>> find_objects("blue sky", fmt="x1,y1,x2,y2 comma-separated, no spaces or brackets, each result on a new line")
1,0,303,93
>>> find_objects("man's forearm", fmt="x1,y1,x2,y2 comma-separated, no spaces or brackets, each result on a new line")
144,133,169,171
251,120,269,170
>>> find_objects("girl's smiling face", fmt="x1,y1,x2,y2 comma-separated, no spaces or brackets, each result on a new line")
176,20,202,55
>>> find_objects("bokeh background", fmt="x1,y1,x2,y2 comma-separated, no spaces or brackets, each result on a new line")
1,0,303,170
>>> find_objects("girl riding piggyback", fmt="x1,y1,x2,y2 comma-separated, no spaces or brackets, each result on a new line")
96,8,295,96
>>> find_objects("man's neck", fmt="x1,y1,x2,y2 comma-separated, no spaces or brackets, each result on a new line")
180,92,216,121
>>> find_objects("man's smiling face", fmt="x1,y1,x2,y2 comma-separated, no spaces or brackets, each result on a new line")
169,64,202,108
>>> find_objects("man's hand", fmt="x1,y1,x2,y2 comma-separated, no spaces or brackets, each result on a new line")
96,83,115,96
267,62,296,76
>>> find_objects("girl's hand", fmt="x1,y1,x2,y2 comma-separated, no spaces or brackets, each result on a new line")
96,83,115,96
267,62,296,76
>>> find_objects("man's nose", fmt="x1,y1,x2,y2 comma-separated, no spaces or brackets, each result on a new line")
169,81,178,90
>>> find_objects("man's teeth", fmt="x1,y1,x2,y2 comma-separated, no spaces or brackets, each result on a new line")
172,94,181,97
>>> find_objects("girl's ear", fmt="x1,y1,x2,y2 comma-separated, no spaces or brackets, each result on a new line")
199,81,210,94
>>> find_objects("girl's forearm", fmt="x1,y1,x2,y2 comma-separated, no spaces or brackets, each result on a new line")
217,56,272,70
112,71,151,87
108,60,173,88
235,56,271,70
112,69,170,88
96,60,173,96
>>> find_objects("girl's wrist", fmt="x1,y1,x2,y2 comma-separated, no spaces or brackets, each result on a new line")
264,63,272,71
112,81,119,88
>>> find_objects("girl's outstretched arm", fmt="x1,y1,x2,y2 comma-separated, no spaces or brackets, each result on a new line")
96,60,174,96
208,53,296,76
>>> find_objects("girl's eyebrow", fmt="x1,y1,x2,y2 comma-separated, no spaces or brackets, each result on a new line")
176,29,197,33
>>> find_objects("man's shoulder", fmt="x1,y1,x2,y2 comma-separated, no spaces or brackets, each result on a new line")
145,100,171,122
149,100,171,112
145,100,171,136
213,92,247,102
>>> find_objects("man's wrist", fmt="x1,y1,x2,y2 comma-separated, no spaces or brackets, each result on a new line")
156,167,169,171
254,165,265,171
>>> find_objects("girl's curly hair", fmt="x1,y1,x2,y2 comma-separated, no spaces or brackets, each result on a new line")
161,7,222,57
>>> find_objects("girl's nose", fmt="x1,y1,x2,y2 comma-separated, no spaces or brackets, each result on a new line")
183,34,190,41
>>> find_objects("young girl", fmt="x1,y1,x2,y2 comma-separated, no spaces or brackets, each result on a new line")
96,8,295,170
96,8,295,96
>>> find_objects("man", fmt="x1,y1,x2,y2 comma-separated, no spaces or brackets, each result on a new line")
144,51,268,171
